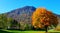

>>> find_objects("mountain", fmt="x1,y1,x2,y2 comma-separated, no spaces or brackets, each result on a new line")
54,14,60,23
54,14,60,17
6,6,60,24
7,6,36,24
54,14,60,30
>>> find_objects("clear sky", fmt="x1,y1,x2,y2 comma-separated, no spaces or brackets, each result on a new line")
0,0,60,15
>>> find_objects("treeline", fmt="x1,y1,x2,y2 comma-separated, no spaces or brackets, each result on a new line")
0,14,43,31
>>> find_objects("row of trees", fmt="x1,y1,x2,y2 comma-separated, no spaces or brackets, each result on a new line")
0,14,12,29
0,14,33,30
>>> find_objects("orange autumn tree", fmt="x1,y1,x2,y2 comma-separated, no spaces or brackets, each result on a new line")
32,8,58,32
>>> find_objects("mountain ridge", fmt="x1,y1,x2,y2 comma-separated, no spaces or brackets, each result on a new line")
7,6,36,25
6,6,60,22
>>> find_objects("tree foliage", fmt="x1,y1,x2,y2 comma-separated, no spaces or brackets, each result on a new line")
19,21,33,30
0,14,13,29
32,8,58,29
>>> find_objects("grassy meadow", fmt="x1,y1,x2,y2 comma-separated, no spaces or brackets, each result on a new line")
0,29,60,33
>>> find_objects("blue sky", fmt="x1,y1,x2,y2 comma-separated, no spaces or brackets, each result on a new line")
0,0,60,15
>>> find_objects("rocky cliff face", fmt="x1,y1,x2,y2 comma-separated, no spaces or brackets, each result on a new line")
7,6,36,24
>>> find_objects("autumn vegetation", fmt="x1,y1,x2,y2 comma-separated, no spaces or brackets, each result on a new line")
32,8,58,32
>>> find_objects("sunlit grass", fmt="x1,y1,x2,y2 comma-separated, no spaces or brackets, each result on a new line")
1,29,60,33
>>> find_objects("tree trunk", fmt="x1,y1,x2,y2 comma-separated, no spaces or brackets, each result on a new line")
45,25,48,33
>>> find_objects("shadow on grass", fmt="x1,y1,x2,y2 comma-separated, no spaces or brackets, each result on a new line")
49,32,60,33
0,30,11,33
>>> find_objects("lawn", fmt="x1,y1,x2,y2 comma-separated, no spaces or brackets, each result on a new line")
1,30,45,33
0,29,60,33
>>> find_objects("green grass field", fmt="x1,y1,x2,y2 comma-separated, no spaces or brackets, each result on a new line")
0,29,60,33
